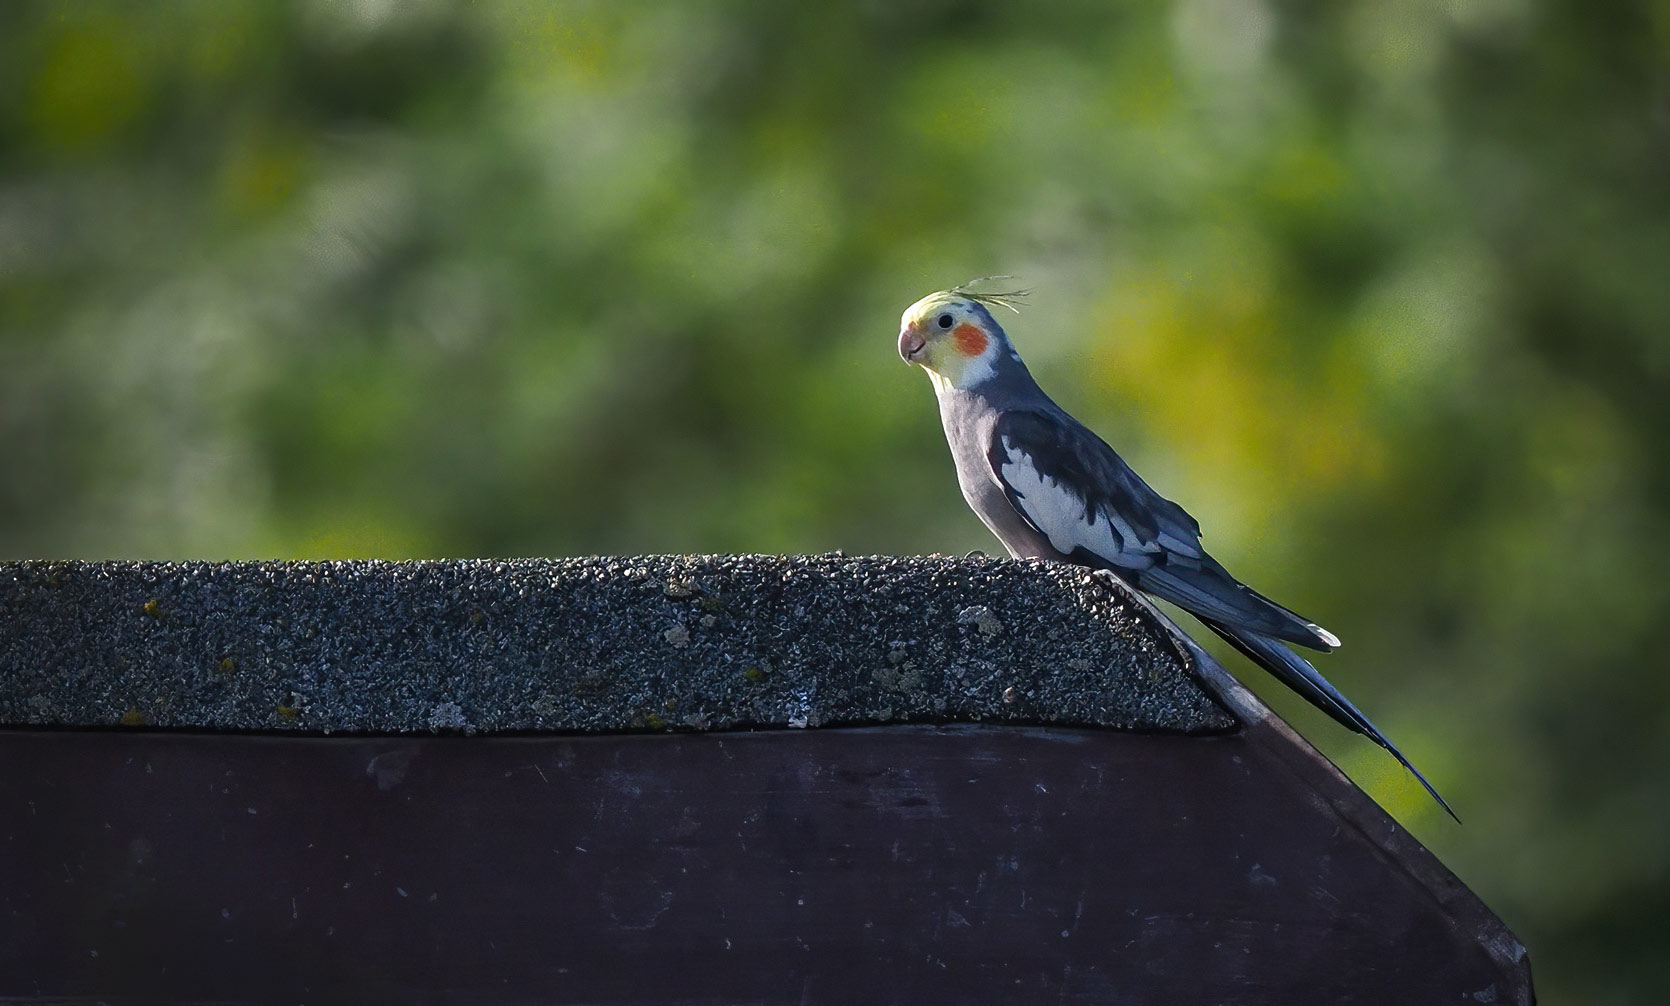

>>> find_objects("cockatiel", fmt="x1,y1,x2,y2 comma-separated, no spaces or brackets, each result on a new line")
899,281,1455,820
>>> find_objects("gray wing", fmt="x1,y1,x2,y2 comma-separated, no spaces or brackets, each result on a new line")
986,409,1339,651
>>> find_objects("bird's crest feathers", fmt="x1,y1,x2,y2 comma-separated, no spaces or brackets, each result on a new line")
950,276,1030,315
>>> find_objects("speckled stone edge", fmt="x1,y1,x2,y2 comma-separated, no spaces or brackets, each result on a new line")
0,555,1235,735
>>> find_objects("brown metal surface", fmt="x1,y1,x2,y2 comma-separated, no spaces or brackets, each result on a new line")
2,725,1521,1004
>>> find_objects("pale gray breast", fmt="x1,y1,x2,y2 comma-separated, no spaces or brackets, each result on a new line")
935,389,1059,560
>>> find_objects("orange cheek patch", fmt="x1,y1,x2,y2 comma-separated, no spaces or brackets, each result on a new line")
952,323,988,357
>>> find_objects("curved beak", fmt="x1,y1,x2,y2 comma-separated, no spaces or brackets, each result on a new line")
898,325,926,364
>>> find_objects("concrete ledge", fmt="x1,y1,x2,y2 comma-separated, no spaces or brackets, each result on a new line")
0,556,1233,735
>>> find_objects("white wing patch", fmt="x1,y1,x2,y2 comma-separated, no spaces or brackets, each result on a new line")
998,437,1160,568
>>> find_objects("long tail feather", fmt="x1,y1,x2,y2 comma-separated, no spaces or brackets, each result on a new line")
1205,620,1459,823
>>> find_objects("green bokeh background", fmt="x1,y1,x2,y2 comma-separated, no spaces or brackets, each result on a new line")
3,1,1666,999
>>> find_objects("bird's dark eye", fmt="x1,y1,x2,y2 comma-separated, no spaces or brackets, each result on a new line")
936,314,954,329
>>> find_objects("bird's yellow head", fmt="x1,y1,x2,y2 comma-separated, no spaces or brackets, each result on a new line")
898,281,1027,392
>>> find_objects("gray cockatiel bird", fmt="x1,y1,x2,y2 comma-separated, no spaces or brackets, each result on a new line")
899,281,1456,821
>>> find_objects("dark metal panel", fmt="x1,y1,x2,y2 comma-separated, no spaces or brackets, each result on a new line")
1,725,1522,1005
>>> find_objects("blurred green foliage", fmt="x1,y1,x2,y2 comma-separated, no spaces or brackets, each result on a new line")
2,0,1666,998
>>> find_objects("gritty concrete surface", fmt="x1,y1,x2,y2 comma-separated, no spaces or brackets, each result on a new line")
0,555,1233,734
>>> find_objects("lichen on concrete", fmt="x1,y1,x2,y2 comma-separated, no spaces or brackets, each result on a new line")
0,555,1234,734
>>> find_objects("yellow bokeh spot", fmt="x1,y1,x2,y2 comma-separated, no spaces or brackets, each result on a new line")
28,20,151,151
502,7,617,88
218,131,308,219
1262,142,1347,214
1090,254,1383,539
